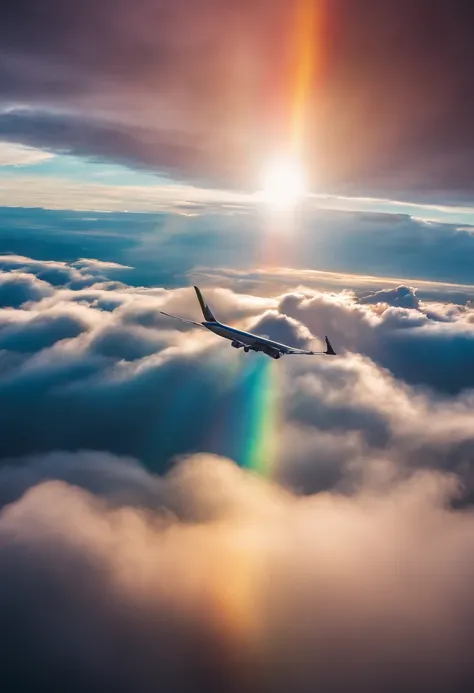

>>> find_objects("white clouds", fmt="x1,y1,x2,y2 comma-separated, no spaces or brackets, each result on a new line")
1,452,474,691
196,266,474,305
0,270,54,307
72,258,133,271
0,174,252,212
0,141,54,166
312,192,474,225
2,258,474,692
0,256,473,496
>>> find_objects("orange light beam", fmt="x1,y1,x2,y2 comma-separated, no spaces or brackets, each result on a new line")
290,0,325,157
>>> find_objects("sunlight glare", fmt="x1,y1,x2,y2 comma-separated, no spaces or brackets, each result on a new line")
260,156,308,209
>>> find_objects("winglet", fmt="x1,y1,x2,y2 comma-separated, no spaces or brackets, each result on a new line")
194,286,217,322
324,336,336,355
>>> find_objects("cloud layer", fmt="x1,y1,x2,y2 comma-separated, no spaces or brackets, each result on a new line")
4,207,474,290
1,1,474,198
0,254,473,496
0,141,53,166
0,250,472,689
1,452,474,692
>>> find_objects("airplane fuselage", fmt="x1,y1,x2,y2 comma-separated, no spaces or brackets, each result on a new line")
202,320,289,356
159,286,335,359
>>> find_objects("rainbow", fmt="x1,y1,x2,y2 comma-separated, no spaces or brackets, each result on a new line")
239,357,281,476
203,352,283,478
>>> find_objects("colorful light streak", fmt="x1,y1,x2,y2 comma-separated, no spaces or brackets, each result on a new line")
208,353,283,478
239,357,282,477
258,0,324,264
290,0,324,158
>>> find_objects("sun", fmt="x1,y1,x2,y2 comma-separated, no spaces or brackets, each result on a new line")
260,156,308,208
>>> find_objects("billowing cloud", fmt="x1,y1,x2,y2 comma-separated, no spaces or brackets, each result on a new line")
0,255,473,501
276,290,474,393
359,285,420,309
1,452,474,691
0,249,472,689
0,270,53,307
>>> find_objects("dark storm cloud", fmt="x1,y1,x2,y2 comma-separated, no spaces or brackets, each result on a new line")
1,1,474,197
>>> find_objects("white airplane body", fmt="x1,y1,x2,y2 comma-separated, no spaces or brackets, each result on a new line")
161,286,336,360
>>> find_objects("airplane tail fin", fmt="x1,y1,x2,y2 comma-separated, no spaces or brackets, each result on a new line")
194,286,217,322
324,336,336,355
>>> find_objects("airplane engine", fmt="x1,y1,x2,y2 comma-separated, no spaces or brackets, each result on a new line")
231,340,242,348
263,346,281,359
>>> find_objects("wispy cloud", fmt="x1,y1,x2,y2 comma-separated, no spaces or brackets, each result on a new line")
1,159,474,229
192,266,474,304
0,173,251,212
0,141,54,167
312,193,474,226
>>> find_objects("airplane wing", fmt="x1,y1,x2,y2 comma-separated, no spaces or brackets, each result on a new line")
282,336,337,356
284,348,326,355
159,311,207,328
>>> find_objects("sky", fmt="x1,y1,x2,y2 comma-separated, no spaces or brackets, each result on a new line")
1,2,474,692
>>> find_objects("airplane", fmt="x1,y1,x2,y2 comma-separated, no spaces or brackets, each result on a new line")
160,286,336,360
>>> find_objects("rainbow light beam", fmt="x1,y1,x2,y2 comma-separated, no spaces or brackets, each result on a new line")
239,357,282,478
290,0,324,157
